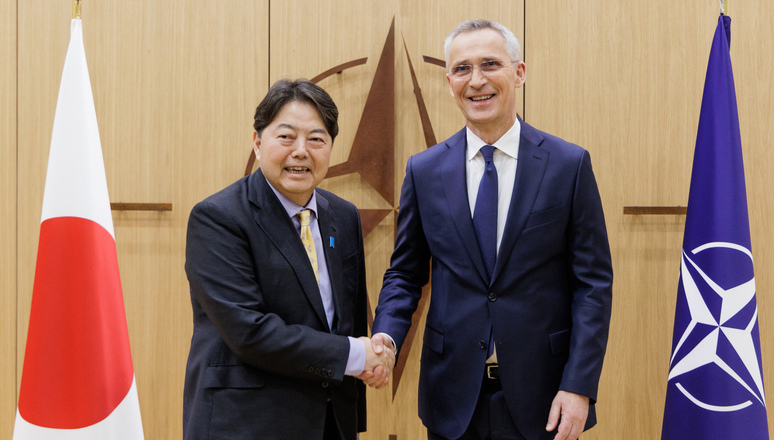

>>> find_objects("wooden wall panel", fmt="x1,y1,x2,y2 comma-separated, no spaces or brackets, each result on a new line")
734,0,774,434
15,3,65,438
524,1,707,437
16,1,269,439
526,1,774,438
1,0,16,437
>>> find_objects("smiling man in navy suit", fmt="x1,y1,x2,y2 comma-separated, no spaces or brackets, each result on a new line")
183,79,393,440
368,20,613,440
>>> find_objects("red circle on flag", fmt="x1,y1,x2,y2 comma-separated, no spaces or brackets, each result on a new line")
18,217,135,428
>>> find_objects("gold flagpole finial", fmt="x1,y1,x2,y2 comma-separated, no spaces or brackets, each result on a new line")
73,0,81,19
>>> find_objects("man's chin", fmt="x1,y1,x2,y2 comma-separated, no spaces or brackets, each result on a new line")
276,183,314,204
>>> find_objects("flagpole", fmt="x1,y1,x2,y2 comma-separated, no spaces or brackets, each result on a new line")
73,0,81,19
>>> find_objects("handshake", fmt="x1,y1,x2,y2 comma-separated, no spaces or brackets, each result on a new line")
356,333,396,389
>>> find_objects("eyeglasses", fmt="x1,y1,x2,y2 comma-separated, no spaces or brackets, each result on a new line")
449,60,518,79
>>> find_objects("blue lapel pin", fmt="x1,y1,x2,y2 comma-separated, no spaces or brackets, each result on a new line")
329,236,335,248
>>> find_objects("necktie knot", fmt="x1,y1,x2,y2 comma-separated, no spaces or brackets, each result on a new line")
299,209,311,227
480,145,495,163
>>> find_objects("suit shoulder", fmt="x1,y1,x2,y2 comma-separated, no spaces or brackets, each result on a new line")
406,130,464,170
411,142,448,161
315,188,358,213
526,123,588,159
190,175,251,218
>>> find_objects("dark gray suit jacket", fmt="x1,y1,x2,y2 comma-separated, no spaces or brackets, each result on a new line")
183,169,367,440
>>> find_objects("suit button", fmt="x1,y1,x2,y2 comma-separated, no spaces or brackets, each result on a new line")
327,370,334,378
308,366,314,373
322,381,329,388
488,292,497,302
480,340,487,350
315,368,321,375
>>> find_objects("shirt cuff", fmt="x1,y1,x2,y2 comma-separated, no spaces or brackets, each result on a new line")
345,336,366,376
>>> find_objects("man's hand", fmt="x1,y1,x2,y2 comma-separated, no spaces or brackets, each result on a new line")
546,390,589,440
355,334,395,389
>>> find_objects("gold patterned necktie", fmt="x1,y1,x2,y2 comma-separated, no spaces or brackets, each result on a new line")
298,209,319,282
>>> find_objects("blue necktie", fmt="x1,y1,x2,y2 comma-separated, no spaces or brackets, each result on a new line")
473,145,498,282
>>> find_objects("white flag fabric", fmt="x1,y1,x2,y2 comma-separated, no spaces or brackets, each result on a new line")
13,18,144,440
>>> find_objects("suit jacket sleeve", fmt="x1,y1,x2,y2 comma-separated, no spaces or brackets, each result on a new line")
185,198,352,383
372,156,432,350
559,150,613,402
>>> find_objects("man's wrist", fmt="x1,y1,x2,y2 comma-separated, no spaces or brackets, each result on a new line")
373,332,397,354
344,336,366,376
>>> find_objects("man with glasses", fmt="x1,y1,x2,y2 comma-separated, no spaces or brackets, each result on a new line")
367,19,613,440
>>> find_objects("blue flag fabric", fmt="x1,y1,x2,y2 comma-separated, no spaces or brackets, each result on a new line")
661,15,769,440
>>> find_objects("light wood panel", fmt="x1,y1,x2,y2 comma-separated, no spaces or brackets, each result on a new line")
16,1,269,439
527,1,774,438
733,1,774,433
15,4,66,440
525,1,708,437
1,0,16,437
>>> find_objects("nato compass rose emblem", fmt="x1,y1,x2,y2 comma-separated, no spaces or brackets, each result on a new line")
667,241,766,412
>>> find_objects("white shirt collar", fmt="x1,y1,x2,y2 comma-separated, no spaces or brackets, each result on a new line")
465,118,522,161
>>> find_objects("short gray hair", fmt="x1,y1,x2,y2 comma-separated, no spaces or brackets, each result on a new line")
443,19,521,69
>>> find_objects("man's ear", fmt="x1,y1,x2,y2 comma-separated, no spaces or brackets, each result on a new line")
252,131,261,159
514,61,527,88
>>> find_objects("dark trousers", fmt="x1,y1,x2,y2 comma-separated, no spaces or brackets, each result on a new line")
323,401,345,440
428,378,526,440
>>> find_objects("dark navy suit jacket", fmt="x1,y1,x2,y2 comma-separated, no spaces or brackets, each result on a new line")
373,120,613,440
183,169,368,440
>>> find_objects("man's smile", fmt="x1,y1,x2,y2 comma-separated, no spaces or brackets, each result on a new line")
469,94,495,102
285,166,310,174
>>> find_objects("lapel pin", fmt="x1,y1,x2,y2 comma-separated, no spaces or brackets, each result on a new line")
329,237,335,248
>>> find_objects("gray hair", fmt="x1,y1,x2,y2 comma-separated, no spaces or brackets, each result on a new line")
443,19,521,69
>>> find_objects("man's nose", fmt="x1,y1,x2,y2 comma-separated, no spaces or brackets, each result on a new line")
290,140,308,157
469,66,487,87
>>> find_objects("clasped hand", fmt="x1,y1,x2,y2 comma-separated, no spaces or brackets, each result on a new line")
355,334,395,389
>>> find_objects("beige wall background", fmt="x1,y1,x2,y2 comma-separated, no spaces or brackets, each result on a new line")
3,1,773,439
2,0,18,435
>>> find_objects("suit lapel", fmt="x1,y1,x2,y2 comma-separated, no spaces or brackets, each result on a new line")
440,129,490,285
492,119,549,282
248,171,330,331
316,194,341,334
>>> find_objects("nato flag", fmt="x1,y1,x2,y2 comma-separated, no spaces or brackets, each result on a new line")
661,15,769,440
